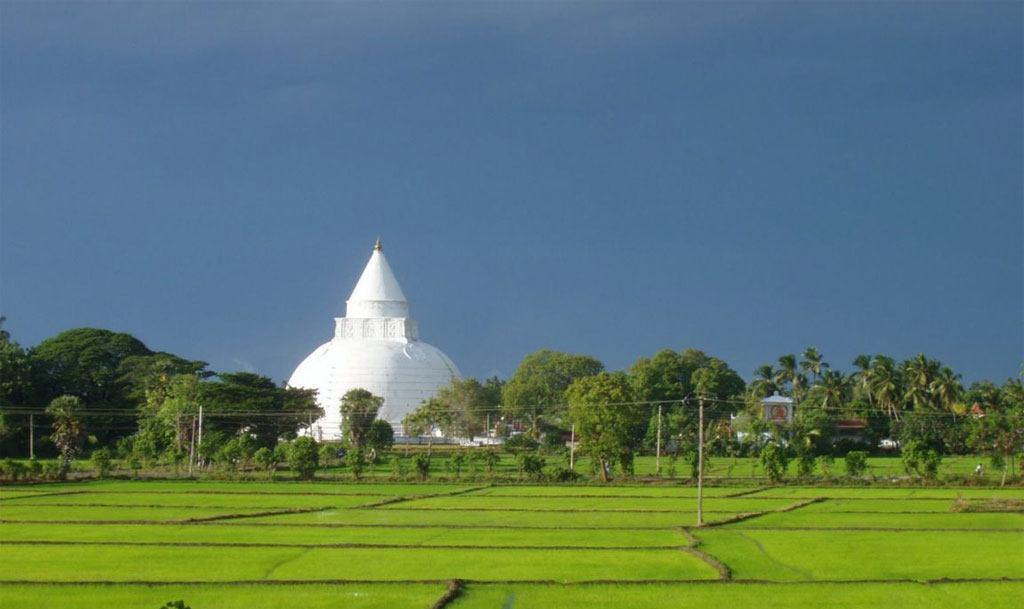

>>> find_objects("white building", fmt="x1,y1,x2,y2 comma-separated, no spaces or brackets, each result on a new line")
288,239,460,438
762,392,795,425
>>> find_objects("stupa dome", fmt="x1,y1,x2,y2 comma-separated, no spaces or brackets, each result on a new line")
288,239,460,437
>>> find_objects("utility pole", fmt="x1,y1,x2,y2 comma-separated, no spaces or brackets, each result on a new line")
569,423,576,470
697,395,705,527
28,414,34,460
188,416,197,476
196,405,204,469
655,404,663,476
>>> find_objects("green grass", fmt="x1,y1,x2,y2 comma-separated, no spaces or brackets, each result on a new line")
448,581,1024,609
381,494,794,512
0,583,445,609
246,507,739,528
0,522,689,547
747,486,1024,499
2,478,1022,607
693,529,1024,581
0,505,292,522
0,543,718,582
0,491,389,509
731,510,1024,530
0,480,470,496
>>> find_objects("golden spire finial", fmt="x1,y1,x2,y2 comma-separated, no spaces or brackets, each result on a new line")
373,237,383,252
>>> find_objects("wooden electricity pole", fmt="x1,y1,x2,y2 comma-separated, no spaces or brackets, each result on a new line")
28,414,34,460
697,396,705,527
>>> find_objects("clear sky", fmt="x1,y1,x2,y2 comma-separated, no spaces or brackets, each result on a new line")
1,2,1021,385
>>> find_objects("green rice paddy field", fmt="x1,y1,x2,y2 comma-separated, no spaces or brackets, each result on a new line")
0,480,1021,608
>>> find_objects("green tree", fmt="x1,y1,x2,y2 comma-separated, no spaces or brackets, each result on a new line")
46,395,85,479
31,328,152,445
800,347,829,382
413,453,431,480
0,318,38,455
502,349,604,437
198,373,321,449
870,355,903,422
567,372,643,482
365,419,395,459
340,388,383,449
287,437,319,480
750,364,779,398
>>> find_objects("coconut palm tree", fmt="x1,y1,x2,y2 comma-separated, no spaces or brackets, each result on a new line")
775,354,807,401
929,366,963,412
870,355,902,421
750,364,779,398
903,354,939,411
800,347,829,383
817,370,850,412
851,354,873,406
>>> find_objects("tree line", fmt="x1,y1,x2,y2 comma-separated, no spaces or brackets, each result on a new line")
1,319,1021,483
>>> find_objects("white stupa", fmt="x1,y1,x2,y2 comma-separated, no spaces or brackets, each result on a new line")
288,239,460,437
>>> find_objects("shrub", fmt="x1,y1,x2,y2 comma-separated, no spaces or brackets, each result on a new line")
844,450,868,477
902,440,941,481
504,434,539,453
477,449,500,474
795,451,816,478
390,454,405,479
550,466,582,482
253,447,277,478
90,448,114,478
160,601,191,609
760,441,789,483
448,452,467,478
517,452,546,480
346,447,365,480
318,444,337,468
366,419,395,458
818,455,835,479
413,453,431,480
288,437,319,480
618,452,634,476
0,459,26,481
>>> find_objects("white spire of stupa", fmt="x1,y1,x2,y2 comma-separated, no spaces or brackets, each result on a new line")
345,238,410,319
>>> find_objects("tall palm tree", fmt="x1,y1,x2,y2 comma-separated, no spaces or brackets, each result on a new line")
751,364,779,398
870,355,902,421
817,370,850,412
800,347,829,383
851,354,873,406
903,354,939,411
929,366,963,412
776,354,809,402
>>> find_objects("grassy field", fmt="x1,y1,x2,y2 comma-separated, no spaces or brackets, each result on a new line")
1,480,1021,608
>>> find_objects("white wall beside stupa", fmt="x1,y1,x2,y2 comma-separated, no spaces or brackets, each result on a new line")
288,239,460,438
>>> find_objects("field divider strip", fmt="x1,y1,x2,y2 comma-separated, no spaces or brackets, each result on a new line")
719,525,1024,532
13,576,1024,587
677,528,731,581
0,490,89,501
181,507,332,524
720,487,771,498
701,497,826,528
0,519,676,530
429,579,464,609
0,540,690,551
0,502,380,510
378,507,757,514
361,485,492,510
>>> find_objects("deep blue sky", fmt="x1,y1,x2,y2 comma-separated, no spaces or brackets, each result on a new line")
1,2,1021,385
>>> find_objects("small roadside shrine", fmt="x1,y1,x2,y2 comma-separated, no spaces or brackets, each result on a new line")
762,392,795,424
